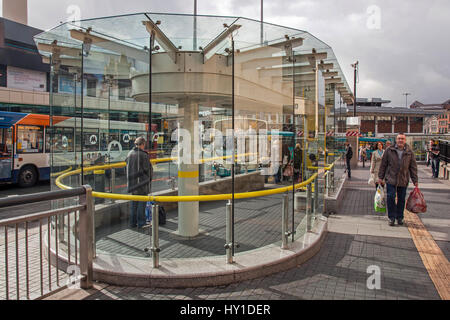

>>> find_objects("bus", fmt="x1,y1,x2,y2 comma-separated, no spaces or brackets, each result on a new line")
0,111,59,187
0,111,158,187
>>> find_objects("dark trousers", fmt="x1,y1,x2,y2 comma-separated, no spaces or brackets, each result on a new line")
130,201,146,228
386,184,407,221
346,158,351,178
431,159,440,178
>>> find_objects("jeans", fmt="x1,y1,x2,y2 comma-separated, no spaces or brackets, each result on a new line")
431,158,440,178
130,201,146,228
346,158,351,178
386,184,407,221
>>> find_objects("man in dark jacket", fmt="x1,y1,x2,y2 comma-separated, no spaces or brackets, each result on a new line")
293,143,302,183
378,133,418,226
345,142,353,179
126,137,153,228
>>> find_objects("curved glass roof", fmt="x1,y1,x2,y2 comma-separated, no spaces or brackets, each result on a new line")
34,12,353,100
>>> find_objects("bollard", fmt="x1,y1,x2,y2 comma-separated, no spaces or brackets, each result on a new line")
151,204,160,268
225,201,233,264
306,184,312,232
281,193,290,249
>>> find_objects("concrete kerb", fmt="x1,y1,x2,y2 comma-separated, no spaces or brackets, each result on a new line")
46,215,328,288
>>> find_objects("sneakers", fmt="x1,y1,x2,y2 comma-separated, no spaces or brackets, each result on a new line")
388,219,395,226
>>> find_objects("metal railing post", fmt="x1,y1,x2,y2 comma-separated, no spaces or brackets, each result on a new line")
314,177,319,217
281,192,290,249
225,200,233,264
78,185,94,289
306,183,312,232
325,173,329,197
151,204,160,268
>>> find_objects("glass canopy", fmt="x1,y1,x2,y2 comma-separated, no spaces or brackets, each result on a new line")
35,12,353,262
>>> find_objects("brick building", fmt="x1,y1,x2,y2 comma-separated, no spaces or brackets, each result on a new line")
337,98,444,136
411,99,450,134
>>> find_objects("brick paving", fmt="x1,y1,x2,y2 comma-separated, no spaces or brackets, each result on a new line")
83,164,446,300
1,163,447,300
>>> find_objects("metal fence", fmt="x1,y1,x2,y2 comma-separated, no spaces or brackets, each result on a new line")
0,187,94,300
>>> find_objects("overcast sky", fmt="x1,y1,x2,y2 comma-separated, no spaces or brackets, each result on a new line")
3,0,448,107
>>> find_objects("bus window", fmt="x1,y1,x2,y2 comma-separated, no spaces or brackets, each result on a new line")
17,125,44,154
0,128,12,157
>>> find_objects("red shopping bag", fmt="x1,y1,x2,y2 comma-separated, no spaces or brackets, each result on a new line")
406,186,427,213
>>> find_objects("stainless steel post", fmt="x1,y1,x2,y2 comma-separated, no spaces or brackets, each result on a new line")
79,185,94,289
281,193,289,249
151,204,160,268
314,177,319,217
225,200,233,264
306,184,312,232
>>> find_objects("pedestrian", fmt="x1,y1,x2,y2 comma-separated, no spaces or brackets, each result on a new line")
361,144,367,168
293,143,302,183
385,140,391,149
282,144,292,182
345,142,353,179
370,141,385,190
378,133,418,226
429,141,440,178
126,137,153,228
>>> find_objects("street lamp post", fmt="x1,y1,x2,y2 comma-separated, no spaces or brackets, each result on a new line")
351,61,358,117
403,93,411,108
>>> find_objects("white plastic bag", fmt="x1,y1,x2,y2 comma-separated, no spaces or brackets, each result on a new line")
374,185,386,213
368,173,375,186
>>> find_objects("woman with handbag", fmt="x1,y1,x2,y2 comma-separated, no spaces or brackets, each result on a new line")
370,141,385,190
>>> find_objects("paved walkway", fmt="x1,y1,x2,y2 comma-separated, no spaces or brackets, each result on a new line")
64,163,448,300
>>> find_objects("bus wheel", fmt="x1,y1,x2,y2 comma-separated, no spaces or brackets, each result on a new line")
18,165,38,188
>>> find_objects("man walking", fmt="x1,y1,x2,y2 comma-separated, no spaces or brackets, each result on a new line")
126,137,153,228
378,133,418,226
345,142,353,179
429,140,440,178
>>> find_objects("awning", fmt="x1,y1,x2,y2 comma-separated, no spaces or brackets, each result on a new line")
0,111,28,128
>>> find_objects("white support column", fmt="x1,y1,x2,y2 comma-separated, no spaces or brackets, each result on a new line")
177,98,200,238
407,117,411,133
374,116,378,136
391,116,395,134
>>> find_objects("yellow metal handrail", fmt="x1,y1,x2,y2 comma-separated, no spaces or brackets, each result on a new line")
54,152,344,203
55,163,318,202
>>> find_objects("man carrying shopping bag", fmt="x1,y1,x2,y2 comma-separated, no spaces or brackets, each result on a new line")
378,133,418,226
126,137,153,229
